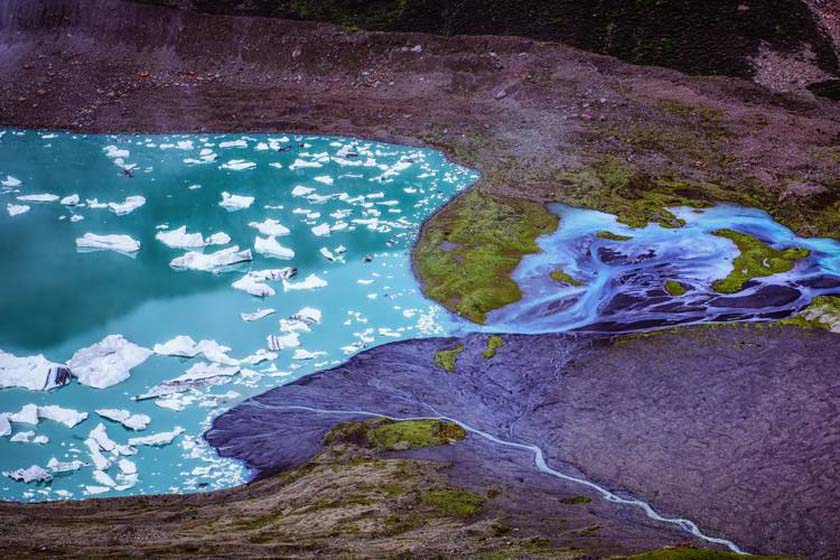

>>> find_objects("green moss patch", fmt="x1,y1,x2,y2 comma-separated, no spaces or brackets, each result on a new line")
414,189,558,323
711,229,810,293
780,295,840,333
596,230,633,241
664,280,687,296
482,335,504,359
435,344,463,372
550,269,585,286
421,488,485,517
630,546,799,560
559,495,591,505
371,419,467,451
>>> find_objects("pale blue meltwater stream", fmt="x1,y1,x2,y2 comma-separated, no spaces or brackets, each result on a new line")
1,129,840,503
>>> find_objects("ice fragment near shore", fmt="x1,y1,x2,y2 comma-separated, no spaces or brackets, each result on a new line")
219,191,254,211
68,334,153,389
221,159,256,171
283,274,327,291
170,246,252,272
137,362,240,399
47,458,87,473
232,273,276,297
0,350,71,391
9,404,39,424
76,233,141,254
108,195,145,215
254,235,295,259
267,332,300,351
7,465,51,483
153,335,200,357
249,218,290,237
128,427,184,447
0,414,10,437
6,203,30,216
96,409,151,431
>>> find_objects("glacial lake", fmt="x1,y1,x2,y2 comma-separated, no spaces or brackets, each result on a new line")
2,128,839,502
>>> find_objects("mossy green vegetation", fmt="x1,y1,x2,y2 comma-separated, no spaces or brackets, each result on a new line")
664,280,687,296
435,344,464,372
550,269,585,286
780,295,840,333
596,230,633,241
482,335,504,359
629,546,800,560
711,229,810,293
421,488,486,517
414,189,558,323
371,419,467,450
559,495,592,505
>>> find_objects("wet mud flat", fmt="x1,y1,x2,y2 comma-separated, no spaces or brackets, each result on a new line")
208,324,840,559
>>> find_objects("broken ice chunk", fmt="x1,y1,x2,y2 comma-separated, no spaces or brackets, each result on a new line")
47,458,88,473
267,332,300,351
170,246,253,272
156,226,205,248
10,431,35,443
96,409,151,431
290,159,322,171
7,465,51,483
254,236,295,259
153,335,200,357
103,145,130,159
293,349,326,360
93,470,117,488
32,435,49,444
16,193,59,203
291,185,315,197
108,195,146,215
194,340,239,365
311,223,331,236
241,308,276,322
176,362,240,383
0,350,71,391
232,273,276,298
60,193,80,206
9,404,39,425
314,175,334,185
85,437,111,471
218,139,247,149
0,414,10,437
6,203,30,216
241,349,278,365
205,232,231,245
1,175,22,187
221,159,256,171
76,233,141,255
283,274,327,291
38,405,88,428
219,191,254,211
248,218,290,237
128,427,184,447
118,458,137,475
68,334,153,389
320,247,335,261
293,307,322,325
249,268,297,281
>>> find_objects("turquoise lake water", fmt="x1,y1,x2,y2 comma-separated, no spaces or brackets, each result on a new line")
0,129,476,501
2,128,840,503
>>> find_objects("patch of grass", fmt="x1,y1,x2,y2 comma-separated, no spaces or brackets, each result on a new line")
414,189,558,323
629,546,800,560
711,229,810,293
434,344,464,372
779,295,840,332
559,495,592,505
421,488,485,517
664,280,686,296
550,269,585,286
482,335,504,359
596,230,633,241
371,419,467,450
383,514,422,535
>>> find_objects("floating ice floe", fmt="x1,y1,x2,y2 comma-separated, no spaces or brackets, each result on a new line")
0,414,10,437
219,191,254,211
254,236,295,259
17,193,59,203
108,195,146,215
84,437,111,471
267,332,300,351
76,233,141,255
156,226,231,249
6,203,30,216
241,349,278,365
290,159,322,171
232,273,276,298
1,175,22,187
320,247,336,262
170,246,253,272
194,339,239,365
221,159,256,171
96,409,151,431
129,427,185,447
70,214,84,222
103,145,130,159
291,185,315,197
314,175,334,185
68,335,153,389
47,458,88,473
10,431,36,443
60,193,80,206
283,274,327,291
7,465,51,483
249,218,290,237
153,335,200,357
0,350,71,391
38,405,88,428
293,349,326,360
9,404,39,424
311,223,331,236
218,139,247,149
241,308,275,322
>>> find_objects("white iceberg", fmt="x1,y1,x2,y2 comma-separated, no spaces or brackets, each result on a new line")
250,268,297,281
153,335,200,357
320,247,335,261
47,458,88,473
0,350,71,391
314,175,334,185
93,470,117,488
1,175,22,187
84,437,111,471
291,185,315,197
156,226,205,248
218,139,247,149
118,458,137,475
170,246,252,272
206,232,231,245
84,485,111,495
96,409,151,431
241,308,275,322
128,427,184,447
9,404,39,425
6,203,30,216
290,159,322,171
7,465,51,483
232,273,276,298
68,334,153,389
254,236,295,259
241,349,278,365
219,191,254,211
76,233,141,255
176,362,240,383
33,435,49,444
249,218,290,237
293,307,322,325
311,223,331,236
221,159,256,171
10,431,35,443
194,339,239,365
38,405,88,428
108,195,146,215
17,193,59,203
267,332,300,351
60,194,80,206
283,274,327,291
293,349,326,360
103,145,130,159
0,414,10,437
